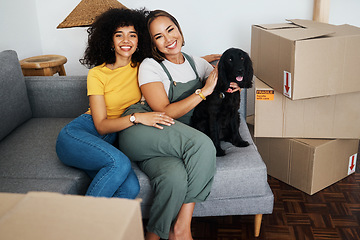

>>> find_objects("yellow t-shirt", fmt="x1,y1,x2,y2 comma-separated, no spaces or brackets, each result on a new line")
86,62,141,119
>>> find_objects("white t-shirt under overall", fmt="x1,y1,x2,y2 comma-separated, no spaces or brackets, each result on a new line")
138,54,214,96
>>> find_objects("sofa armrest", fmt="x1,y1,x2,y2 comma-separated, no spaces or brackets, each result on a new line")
239,88,247,118
25,76,89,118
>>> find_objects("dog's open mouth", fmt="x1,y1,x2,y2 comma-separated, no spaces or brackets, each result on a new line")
225,75,244,93
236,76,243,82
225,76,243,93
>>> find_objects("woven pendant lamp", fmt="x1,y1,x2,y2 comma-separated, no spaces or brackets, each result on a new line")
57,0,127,28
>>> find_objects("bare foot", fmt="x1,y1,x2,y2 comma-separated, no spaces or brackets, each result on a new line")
145,232,160,240
168,203,195,240
168,226,193,240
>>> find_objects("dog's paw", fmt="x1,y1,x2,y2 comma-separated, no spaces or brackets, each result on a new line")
233,139,250,148
216,148,226,157
238,140,250,147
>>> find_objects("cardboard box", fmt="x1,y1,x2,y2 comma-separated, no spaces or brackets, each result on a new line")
0,192,144,240
251,19,360,100
255,137,359,195
254,77,360,139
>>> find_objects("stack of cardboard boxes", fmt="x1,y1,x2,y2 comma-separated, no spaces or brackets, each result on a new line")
251,19,360,195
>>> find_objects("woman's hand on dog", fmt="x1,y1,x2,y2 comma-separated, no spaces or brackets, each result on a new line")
202,66,218,97
135,112,175,129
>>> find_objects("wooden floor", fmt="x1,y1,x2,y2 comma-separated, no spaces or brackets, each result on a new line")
190,144,360,240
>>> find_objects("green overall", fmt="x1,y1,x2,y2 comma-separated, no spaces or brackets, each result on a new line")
118,53,216,239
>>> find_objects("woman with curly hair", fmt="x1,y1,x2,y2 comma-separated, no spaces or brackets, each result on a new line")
56,8,174,199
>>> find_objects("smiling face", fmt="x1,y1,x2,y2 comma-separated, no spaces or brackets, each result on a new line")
112,25,138,64
149,16,184,62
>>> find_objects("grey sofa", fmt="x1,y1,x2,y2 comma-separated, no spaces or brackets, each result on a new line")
0,50,273,237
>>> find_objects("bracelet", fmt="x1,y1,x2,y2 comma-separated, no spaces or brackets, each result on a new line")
195,89,206,100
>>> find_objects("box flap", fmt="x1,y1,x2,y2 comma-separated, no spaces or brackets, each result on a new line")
254,23,299,30
255,19,335,41
295,139,333,148
288,19,337,31
271,27,334,41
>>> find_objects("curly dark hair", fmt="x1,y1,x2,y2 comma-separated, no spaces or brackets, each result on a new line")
80,8,151,68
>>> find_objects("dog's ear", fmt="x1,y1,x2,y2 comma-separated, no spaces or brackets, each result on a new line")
217,55,228,90
244,53,254,88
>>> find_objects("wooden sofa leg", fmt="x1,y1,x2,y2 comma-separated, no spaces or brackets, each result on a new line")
254,214,263,237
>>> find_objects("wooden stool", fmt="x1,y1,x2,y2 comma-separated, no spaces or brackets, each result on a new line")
20,55,67,76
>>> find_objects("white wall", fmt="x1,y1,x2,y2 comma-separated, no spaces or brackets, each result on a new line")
330,0,360,25
36,0,89,76
1,0,360,115
0,0,42,60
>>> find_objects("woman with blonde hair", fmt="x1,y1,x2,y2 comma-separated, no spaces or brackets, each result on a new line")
118,9,231,240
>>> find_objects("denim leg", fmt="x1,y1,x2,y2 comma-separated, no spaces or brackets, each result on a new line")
56,114,139,199
88,169,140,198
112,169,140,199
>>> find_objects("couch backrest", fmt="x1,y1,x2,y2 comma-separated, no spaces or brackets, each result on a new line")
25,76,89,118
0,50,32,141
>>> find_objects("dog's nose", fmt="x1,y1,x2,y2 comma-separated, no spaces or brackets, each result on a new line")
237,69,244,76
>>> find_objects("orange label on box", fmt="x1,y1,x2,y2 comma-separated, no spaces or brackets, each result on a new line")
256,90,274,100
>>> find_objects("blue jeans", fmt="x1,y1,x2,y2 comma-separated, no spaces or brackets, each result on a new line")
56,114,140,199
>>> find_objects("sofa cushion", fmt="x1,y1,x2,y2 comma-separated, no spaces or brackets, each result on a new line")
0,178,88,195
0,50,32,141
0,118,91,195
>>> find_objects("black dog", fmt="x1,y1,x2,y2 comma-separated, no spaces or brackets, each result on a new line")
191,48,253,156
